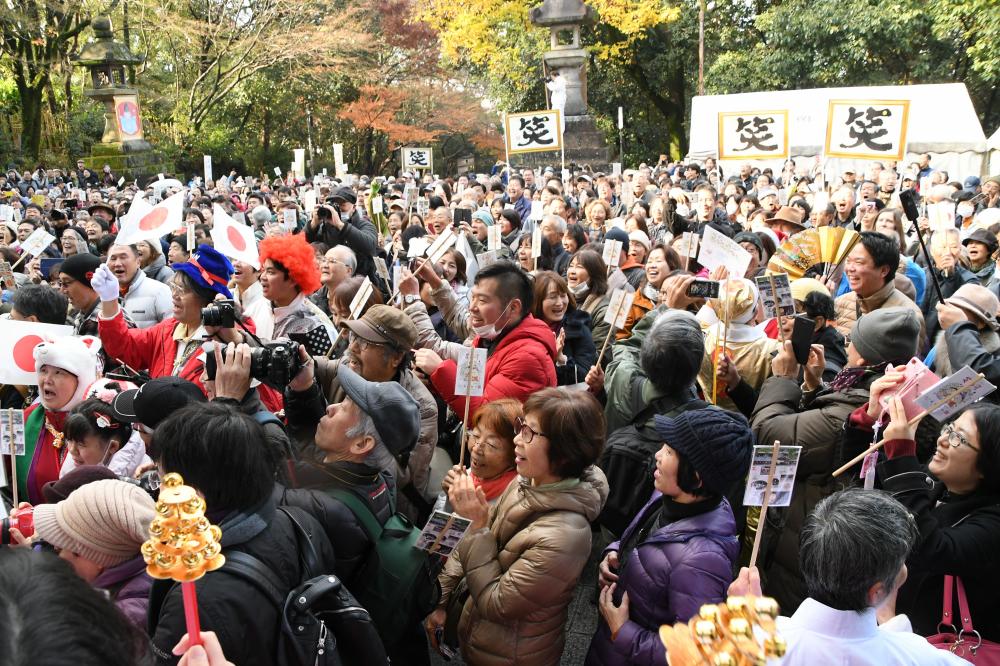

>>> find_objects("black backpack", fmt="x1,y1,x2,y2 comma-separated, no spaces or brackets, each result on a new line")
222,506,389,666
598,380,710,536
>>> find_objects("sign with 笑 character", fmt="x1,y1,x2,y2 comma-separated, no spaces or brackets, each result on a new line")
824,100,910,161
402,147,433,171
717,111,789,161
505,110,563,155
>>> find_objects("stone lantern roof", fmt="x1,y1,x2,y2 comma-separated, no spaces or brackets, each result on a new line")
529,0,597,27
72,16,143,67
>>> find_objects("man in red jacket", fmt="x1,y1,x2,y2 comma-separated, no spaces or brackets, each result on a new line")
413,262,557,419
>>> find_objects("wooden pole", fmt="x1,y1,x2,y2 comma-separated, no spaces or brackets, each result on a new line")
457,350,478,467
8,408,17,509
749,440,781,569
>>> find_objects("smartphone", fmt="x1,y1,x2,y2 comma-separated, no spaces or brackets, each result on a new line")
791,315,815,365
686,279,720,299
453,208,472,226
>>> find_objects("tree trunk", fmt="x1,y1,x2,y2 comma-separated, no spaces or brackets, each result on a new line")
262,107,271,152
17,76,46,161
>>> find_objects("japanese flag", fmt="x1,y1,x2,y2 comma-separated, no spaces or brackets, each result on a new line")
211,204,259,269
115,190,184,245
116,193,153,238
0,319,74,385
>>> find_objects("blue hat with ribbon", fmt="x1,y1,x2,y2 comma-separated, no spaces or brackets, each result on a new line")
173,244,234,299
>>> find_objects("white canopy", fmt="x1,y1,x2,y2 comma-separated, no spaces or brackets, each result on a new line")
988,127,1000,176
687,83,987,180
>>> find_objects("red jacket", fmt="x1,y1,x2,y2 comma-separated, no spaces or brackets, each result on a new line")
98,309,284,412
430,314,557,420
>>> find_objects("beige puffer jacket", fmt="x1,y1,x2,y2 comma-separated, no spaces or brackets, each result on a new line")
438,466,608,665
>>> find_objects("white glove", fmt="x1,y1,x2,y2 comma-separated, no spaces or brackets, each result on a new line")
90,264,121,303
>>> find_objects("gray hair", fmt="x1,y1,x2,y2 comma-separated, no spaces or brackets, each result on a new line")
639,308,704,394
800,488,918,612
543,214,567,233
345,408,393,469
330,245,357,276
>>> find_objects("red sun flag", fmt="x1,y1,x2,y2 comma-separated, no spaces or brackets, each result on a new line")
227,225,248,252
0,319,74,385
211,203,259,269
139,207,169,231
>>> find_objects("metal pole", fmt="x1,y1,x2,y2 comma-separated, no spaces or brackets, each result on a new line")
698,0,705,96
618,106,624,162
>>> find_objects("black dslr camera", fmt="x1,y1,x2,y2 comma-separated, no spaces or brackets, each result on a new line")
205,340,304,390
201,299,237,328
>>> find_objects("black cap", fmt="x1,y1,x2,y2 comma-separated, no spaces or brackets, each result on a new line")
60,253,101,285
964,228,999,254
328,187,357,205
111,377,206,429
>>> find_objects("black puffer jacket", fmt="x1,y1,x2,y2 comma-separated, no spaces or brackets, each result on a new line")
554,307,597,386
148,490,336,665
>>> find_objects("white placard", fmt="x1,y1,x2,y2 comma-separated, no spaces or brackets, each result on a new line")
19,228,56,257
426,227,457,264
607,268,628,292
530,201,544,222
487,225,502,252
333,144,344,177
348,277,374,320
698,225,752,278
914,366,997,422
203,155,213,184
679,232,700,259
402,147,433,171
718,110,790,161
0,409,25,456
454,347,487,397
743,445,801,508
531,226,543,259
503,110,563,155
273,167,282,176
281,209,297,230
476,250,498,268
302,190,317,213
408,237,430,259
603,239,623,268
611,162,622,176
604,288,635,329
824,99,910,162
374,257,390,284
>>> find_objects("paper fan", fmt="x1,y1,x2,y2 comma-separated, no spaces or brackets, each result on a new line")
767,227,860,278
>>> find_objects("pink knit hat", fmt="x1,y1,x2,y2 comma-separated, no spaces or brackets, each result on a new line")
33,479,156,568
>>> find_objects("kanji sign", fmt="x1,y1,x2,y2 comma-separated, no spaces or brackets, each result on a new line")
824,100,910,161
114,95,144,141
402,147,433,171
504,110,563,155
718,111,789,161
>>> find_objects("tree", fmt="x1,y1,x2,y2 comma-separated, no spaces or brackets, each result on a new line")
0,0,117,159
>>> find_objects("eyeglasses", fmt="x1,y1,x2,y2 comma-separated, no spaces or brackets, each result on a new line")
942,423,979,452
516,417,547,444
57,279,74,290
348,331,385,351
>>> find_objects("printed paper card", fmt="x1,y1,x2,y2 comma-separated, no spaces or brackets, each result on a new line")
743,445,802,508
454,347,487,397
416,510,473,556
914,366,997,422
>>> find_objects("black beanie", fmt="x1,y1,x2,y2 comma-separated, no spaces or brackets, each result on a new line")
653,408,754,495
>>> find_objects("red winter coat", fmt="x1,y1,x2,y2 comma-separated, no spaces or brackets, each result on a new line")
98,309,283,412
430,314,557,420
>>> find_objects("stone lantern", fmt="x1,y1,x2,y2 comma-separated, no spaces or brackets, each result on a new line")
72,16,166,180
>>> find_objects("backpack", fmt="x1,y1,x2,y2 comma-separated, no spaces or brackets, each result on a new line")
598,379,710,536
326,488,441,650
222,506,389,666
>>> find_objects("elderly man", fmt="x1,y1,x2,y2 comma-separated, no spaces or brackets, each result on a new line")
934,285,1000,401
306,186,379,286
922,228,977,342
539,213,570,274
105,243,172,328
830,186,856,228
503,174,532,225
285,305,437,506
311,244,356,316
731,489,965,665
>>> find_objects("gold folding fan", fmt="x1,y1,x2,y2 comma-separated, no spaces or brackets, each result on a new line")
766,227,860,279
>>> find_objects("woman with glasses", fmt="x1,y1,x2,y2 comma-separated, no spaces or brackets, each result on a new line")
426,388,608,665
842,396,1000,643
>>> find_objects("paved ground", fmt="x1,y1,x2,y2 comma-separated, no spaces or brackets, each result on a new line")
428,533,604,665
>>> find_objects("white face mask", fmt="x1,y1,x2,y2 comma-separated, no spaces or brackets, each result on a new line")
472,299,514,340
569,281,589,297
675,204,690,218
726,201,738,216
957,203,974,219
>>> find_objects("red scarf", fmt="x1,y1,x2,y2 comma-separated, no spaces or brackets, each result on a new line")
473,469,518,502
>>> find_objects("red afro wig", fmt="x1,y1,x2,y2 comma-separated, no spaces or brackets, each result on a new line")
258,234,322,294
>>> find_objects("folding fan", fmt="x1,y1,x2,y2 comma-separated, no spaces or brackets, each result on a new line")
766,227,860,279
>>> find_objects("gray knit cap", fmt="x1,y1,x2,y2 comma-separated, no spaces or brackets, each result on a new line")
850,307,921,365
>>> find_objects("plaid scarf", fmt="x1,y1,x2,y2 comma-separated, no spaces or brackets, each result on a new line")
827,362,889,392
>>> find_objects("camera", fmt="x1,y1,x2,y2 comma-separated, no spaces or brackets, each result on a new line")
205,340,304,389
0,506,34,545
686,279,720,299
317,203,335,221
201,299,237,328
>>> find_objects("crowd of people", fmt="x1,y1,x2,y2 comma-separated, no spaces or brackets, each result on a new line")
1,152,999,665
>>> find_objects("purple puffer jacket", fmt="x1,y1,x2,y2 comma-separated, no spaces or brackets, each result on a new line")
585,492,739,666
93,555,153,628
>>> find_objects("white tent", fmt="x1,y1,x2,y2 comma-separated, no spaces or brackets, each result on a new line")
988,127,1000,176
687,83,987,180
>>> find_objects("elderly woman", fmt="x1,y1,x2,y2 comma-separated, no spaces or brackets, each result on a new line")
95,244,249,398
586,199,612,242
587,408,752,665
426,388,609,664
137,239,174,284
33,479,156,627
532,271,597,386
441,399,521,504
842,391,1000,642
20,336,102,504
59,226,90,257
